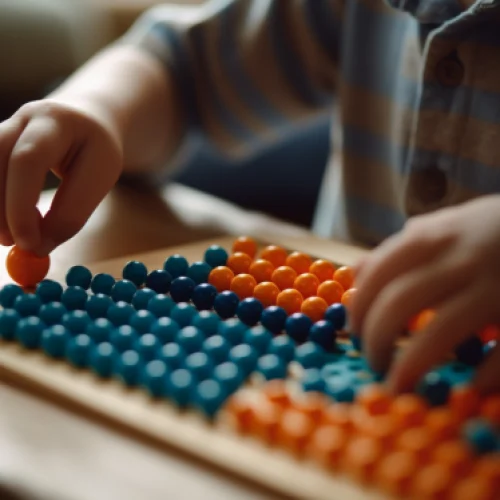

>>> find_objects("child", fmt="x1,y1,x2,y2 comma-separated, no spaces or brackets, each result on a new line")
0,0,498,393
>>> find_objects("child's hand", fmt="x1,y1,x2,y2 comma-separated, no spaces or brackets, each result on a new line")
0,100,123,256
350,195,500,394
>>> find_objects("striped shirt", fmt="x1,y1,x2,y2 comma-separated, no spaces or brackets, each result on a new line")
123,0,500,246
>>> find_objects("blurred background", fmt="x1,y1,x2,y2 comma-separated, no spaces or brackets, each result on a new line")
0,0,330,227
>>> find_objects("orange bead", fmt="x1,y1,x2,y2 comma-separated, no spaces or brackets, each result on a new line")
285,251,313,275
293,272,320,298
307,425,348,469
262,380,291,408
294,393,328,424
317,280,344,305
321,403,353,432
300,296,328,322
232,236,257,258
479,324,500,343
250,401,281,445
408,309,436,332
411,463,453,500
356,384,391,416
375,450,417,497
271,265,297,291
359,414,401,448
480,395,500,427
391,393,428,428
341,288,357,307
230,273,257,299
333,266,354,290
276,288,303,315
449,476,497,500
309,259,336,282
343,436,383,483
260,245,288,268
6,245,50,289
474,455,500,489
253,281,280,308
248,259,275,283
226,252,253,275
208,266,235,292
431,440,473,476
277,409,314,456
396,427,434,463
224,394,253,433
449,385,481,419
425,408,460,442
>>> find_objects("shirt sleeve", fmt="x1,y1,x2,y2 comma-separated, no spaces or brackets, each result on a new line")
120,0,341,159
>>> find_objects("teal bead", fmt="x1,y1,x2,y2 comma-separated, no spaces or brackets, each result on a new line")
302,368,326,393
0,309,21,340
217,318,247,345
132,288,156,310
192,311,221,337
65,334,93,367
66,265,92,290
187,261,211,285
170,303,197,328
194,379,226,418
110,325,139,352
158,342,186,370
167,368,195,407
462,419,499,454
204,245,228,268
213,362,243,395
295,342,325,369
142,360,169,397
86,318,113,343
107,301,135,326
268,335,295,364
228,344,258,376
111,280,137,303
62,310,91,334
122,260,148,287
116,350,142,386
89,342,116,378
147,294,175,318
256,354,287,380
15,316,45,348
61,286,87,311
134,333,160,361
164,254,189,279
90,273,116,295
184,352,213,380
175,326,204,354
0,284,23,308
41,325,70,358
129,310,155,334
202,335,230,364
39,302,66,325
85,294,113,319
151,317,180,344
35,279,63,303
14,294,41,317
243,326,272,354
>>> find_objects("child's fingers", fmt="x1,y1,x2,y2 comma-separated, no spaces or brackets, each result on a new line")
387,289,490,393
474,345,500,394
6,116,70,251
363,261,470,375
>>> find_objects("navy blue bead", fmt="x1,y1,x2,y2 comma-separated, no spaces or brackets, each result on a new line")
194,379,226,418
61,286,87,311
107,301,135,326
167,368,195,407
228,344,258,376
122,260,148,287
66,334,93,367
309,320,336,351
187,261,212,285
170,276,196,303
295,342,325,369
256,354,287,380
170,302,197,328
62,310,91,334
66,265,92,290
90,273,116,295
129,310,155,334
236,297,263,326
116,350,143,386
202,335,230,364
35,279,63,303
324,303,346,331
261,306,287,334
350,334,362,351
416,371,451,406
302,368,326,393
147,294,175,318
455,335,484,366
175,326,204,353
213,362,243,395
86,318,113,343
134,333,160,361
184,352,214,380
462,419,499,454
0,284,23,308
111,280,137,303
243,325,272,354
285,313,312,343
89,342,116,377
192,311,220,337
142,360,169,397
110,325,139,352
15,317,45,348
164,254,189,279
267,335,295,364
39,302,66,326
158,342,186,370
0,309,21,340
204,245,228,268
85,293,113,319
151,317,180,344
217,318,247,345
145,269,172,294
214,291,239,319
14,294,42,317
132,288,156,310
191,283,217,310
41,325,70,358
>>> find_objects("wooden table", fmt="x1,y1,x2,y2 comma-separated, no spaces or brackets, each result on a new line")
0,182,367,500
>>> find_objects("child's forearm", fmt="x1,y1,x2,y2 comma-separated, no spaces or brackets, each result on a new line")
48,45,182,172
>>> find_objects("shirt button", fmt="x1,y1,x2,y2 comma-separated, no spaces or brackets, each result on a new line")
436,55,464,87
410,167,448,204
